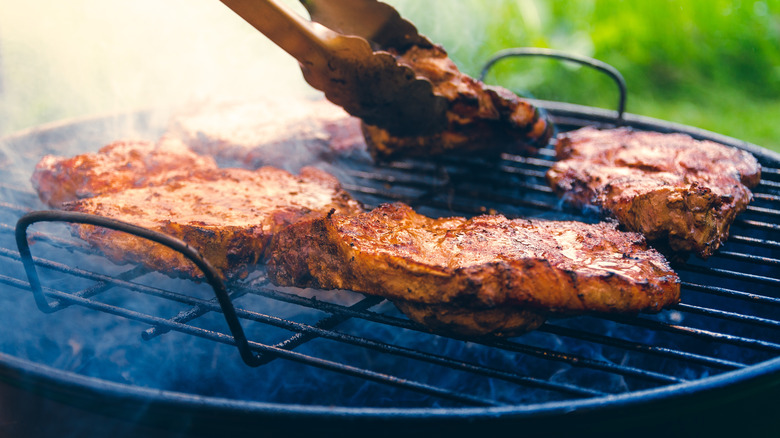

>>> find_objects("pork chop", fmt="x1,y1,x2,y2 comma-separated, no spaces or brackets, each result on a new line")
65,166,363,279
267,203,680,336
361,44,552,161
32,136,217,207
547,127,761,257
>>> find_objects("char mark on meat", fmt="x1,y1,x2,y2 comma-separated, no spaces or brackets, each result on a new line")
267,202,680,336
361,44,553,162
51,165,362,279
32,136,217,207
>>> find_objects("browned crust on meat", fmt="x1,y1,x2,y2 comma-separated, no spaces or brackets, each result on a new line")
393,301,547,337
31,136,217,207
362,45,552,161
547,127,761,258
32,137,217,207
267,203,680,319
66,166,363,279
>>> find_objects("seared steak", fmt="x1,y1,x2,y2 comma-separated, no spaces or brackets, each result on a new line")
32,136,217,207
361,45,552,161
65,166,363,279
267,203,680,336
547,127,761,258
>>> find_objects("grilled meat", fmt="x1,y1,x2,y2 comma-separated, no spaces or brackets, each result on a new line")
267,203,680,336
167,97,368,171
361,44,552,161
65,166,363,279
547,127,761,257
32,136,217,207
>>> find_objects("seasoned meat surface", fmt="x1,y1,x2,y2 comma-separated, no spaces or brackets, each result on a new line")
32,136,217,207
547,127,761,257
361,45,552,161
268,203,680,335
66,166,363,279
167,97,368,171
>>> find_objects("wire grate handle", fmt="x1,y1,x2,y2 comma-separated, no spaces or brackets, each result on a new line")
15,210,265,367
479,47,627,125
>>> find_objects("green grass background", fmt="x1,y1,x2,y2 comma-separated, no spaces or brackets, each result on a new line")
1,1,778,153
391,0,780,152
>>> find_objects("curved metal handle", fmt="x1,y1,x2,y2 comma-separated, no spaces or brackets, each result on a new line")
479,47,627,124
15,210,264,367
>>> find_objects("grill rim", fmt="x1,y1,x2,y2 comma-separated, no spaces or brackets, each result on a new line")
2,350,780,425
1,102,779,430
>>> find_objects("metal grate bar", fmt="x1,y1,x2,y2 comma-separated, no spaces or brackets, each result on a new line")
455,169,554,192
340,183,416,202
713,250,780,268
10,276,504,407
349,164,555,199
486,338,686,384
754,193,780,203
443,160,553,184
680,282,780,307
500,153,558,168
758,179,780,191
728,235,780,250
241,284,685,385
220,306,608,398
0,273,41,294
250,295,385,367
343,169,449,190
672,303,780,330
0,248,203,307
538,324,746,371
343,181,559,214
142,289,250,340
346,159,780,229
7,245,608,398
245,284,421,330
46,264,148,311
443,189,560,212
734,218,780,232
604,315,780,353
746,205,780,218
80,275,604,399
4,112,780,409
677,264,780,288
536,148,557,158
498,166,551,183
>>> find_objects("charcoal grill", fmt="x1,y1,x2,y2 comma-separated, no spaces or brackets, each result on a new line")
0,60,779,436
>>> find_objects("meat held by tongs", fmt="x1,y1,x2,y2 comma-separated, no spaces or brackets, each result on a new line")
220,0,553,160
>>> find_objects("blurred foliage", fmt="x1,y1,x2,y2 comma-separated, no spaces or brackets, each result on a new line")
2,1,778,153
391,0,780,152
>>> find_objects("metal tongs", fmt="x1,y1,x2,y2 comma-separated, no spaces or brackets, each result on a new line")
220,0,448,137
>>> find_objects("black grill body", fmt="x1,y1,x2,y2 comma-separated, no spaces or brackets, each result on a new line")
0,102,778,437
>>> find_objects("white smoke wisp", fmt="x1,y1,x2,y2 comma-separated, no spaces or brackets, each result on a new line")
0,0,318,136
0,0,514,138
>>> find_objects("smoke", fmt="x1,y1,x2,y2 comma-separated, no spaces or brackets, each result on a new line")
0,0,318,136
0,0,526,138
0,0,532,138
